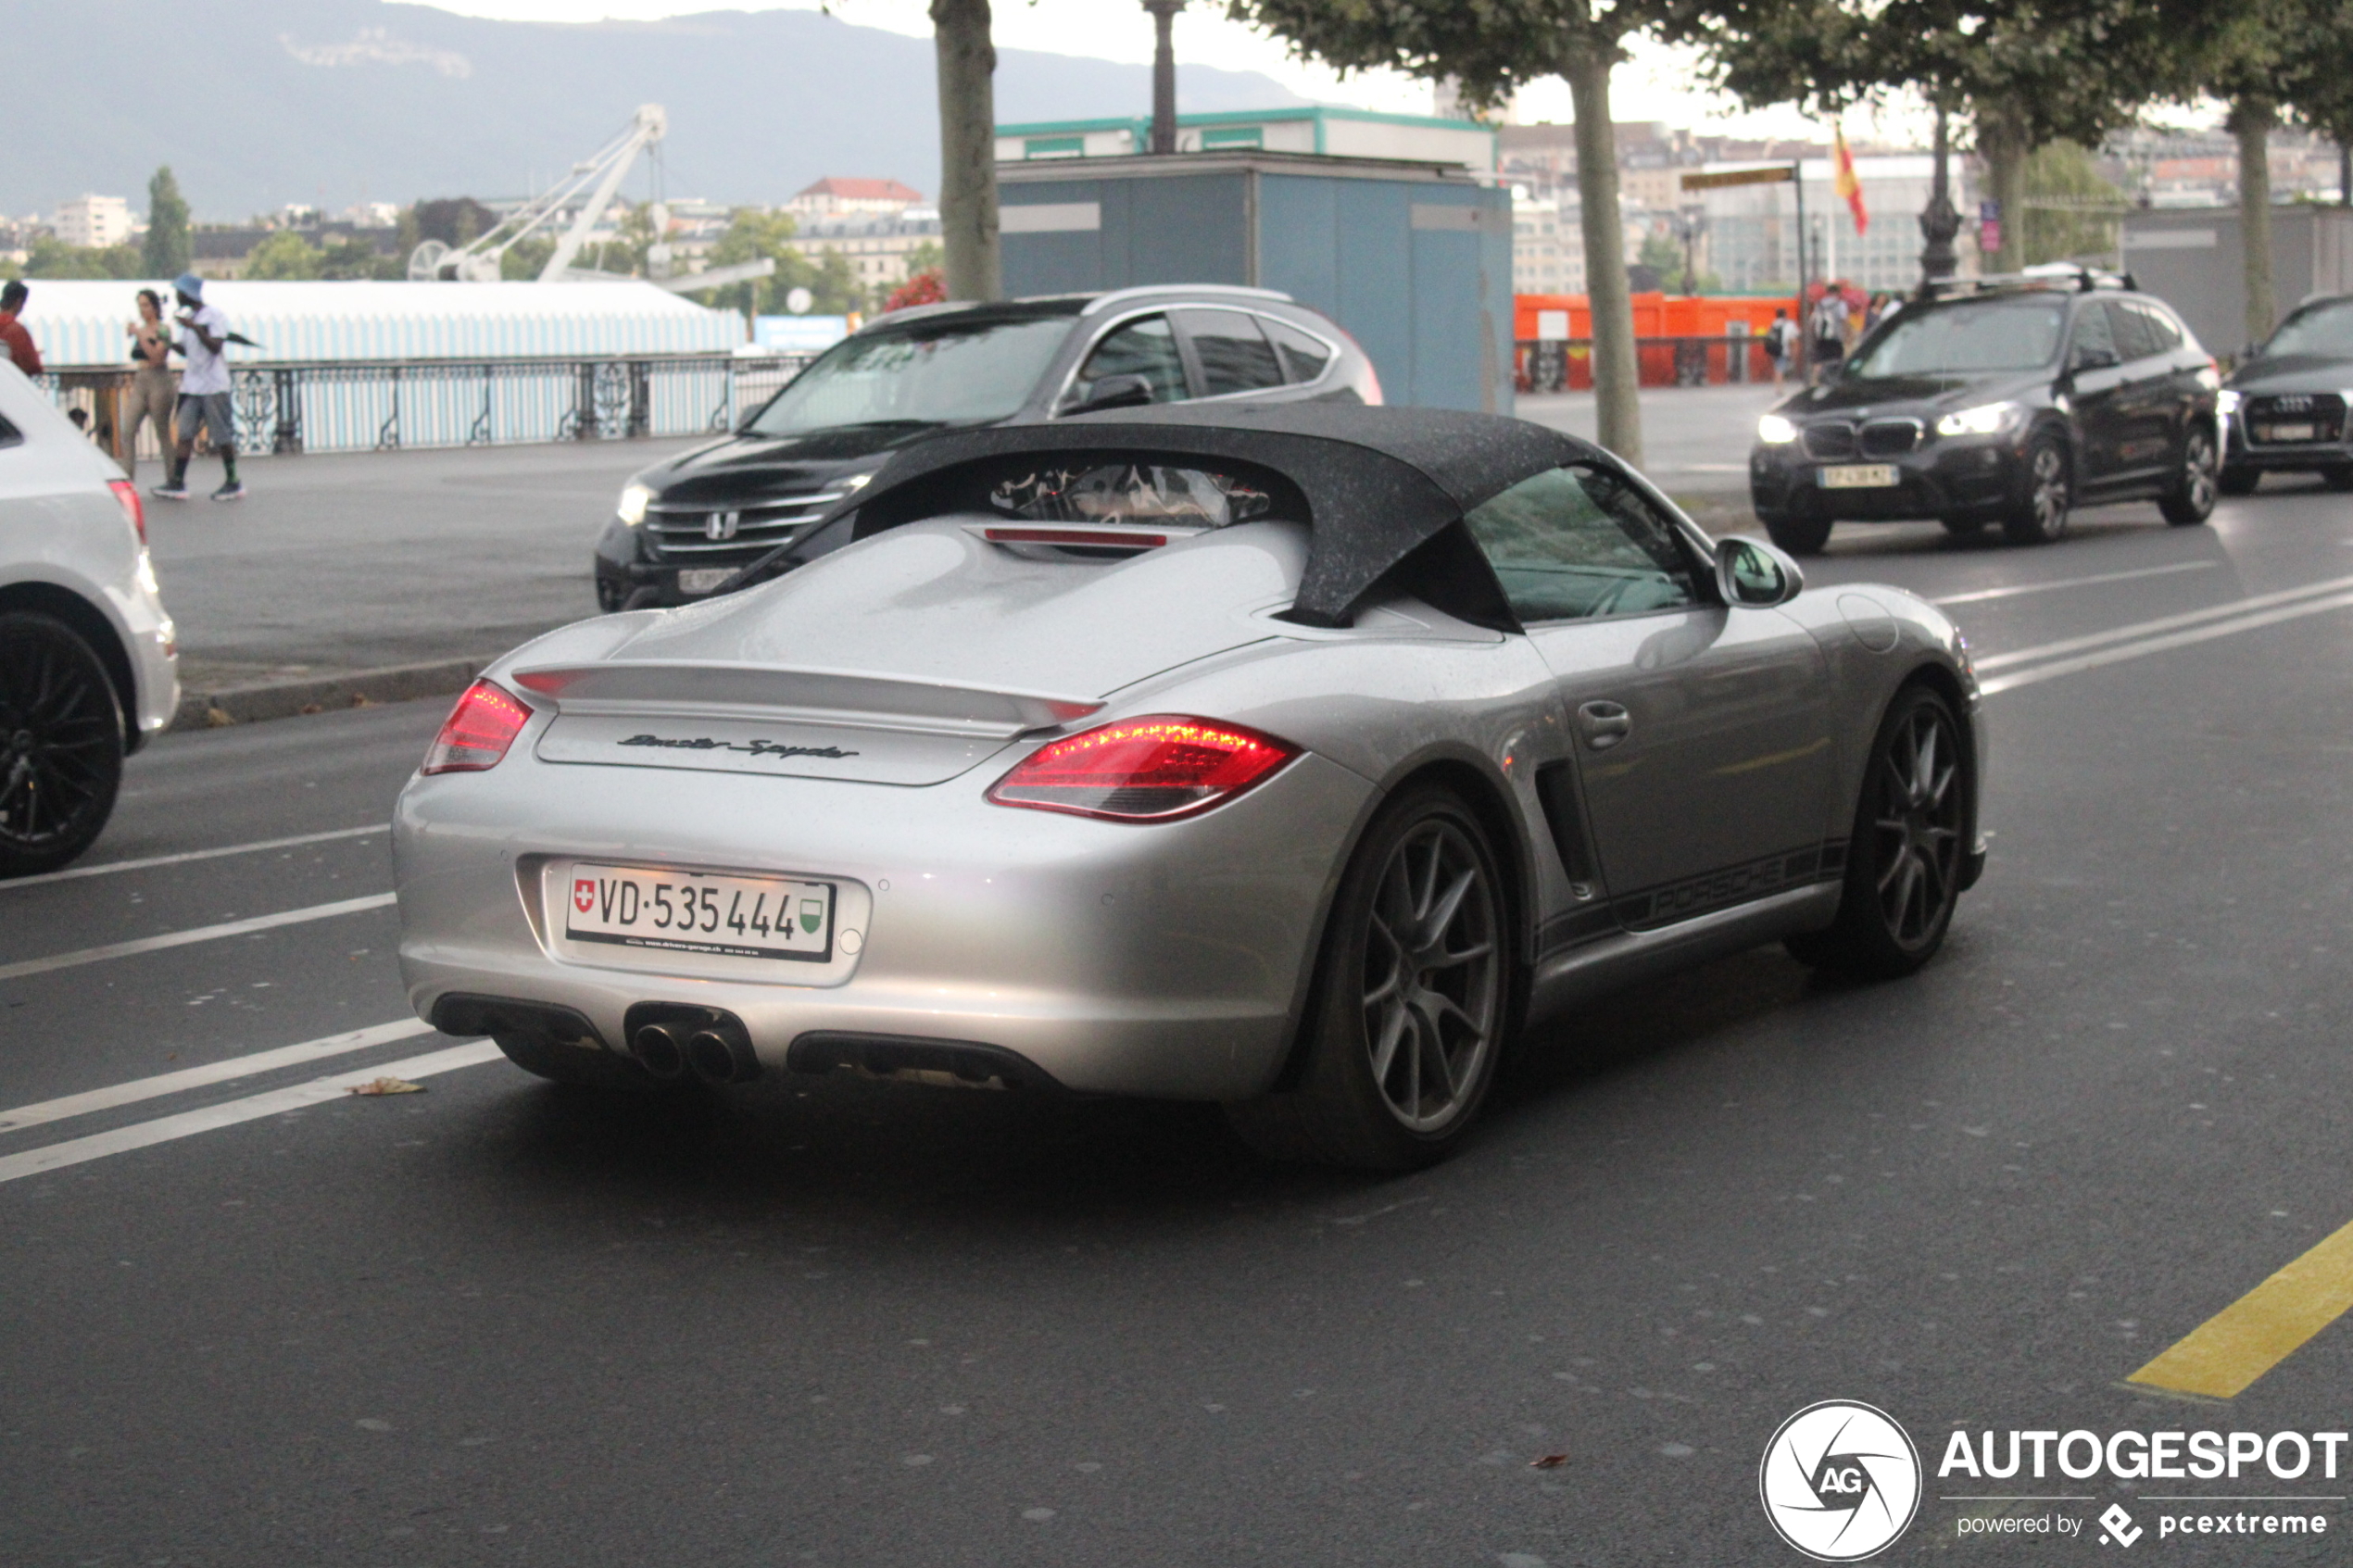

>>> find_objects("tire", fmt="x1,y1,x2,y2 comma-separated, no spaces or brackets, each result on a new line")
1785,684,1969,979
2158,421,2219,526
1764,509,1833,556
1226,786,1511,1171
2001,433,2070,546
2218,466,2259,496
493,1033,692,1094
0,612,126,879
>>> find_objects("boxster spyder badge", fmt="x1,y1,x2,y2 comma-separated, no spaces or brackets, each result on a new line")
396,404,1987,1168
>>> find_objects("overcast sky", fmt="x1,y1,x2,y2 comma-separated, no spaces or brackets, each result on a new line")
401,0,1892,144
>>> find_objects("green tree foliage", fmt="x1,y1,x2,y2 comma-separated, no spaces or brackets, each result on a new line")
500,237,557,281
316,235,390,281
243,231,323,280
691,207,867,317
413,197,499,248
1637,230,1684,276
2020,140,2125,266
144,167,191,278
25,236,145,279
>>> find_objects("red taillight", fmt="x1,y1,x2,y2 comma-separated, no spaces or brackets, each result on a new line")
986,714,1298,822
422,681,531,774
108,480,145,546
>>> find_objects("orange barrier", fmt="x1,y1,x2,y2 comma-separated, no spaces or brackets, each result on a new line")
1514,294,1802,391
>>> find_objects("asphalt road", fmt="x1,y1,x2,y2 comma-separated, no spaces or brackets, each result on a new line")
8,481,2353,1566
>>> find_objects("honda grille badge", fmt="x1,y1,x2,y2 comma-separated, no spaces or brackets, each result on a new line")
705,510,741,542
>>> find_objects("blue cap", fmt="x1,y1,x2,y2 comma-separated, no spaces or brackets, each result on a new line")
174,272,204,299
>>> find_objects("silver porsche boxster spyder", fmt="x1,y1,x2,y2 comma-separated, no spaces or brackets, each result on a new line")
394,405,1985,1169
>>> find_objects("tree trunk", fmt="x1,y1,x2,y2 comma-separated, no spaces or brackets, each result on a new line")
932,0,1001,302
2232,97,2275,348
1566,35,1641,468
1977,99,2028,274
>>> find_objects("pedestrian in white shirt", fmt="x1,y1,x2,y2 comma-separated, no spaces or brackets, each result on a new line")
152,272,244,502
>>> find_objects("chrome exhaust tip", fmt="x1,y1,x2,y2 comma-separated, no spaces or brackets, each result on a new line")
630,1022,691,1081
686,1025,761,1086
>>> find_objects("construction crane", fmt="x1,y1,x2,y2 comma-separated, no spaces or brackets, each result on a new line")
406,104,774,295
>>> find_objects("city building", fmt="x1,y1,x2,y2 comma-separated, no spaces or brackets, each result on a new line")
54,194,132,249
1692,155,1979,295
784,178,925,219
997,107,1495,175
783,208,942,291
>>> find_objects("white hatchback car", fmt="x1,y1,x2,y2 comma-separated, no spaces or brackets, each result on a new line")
0,363,179,876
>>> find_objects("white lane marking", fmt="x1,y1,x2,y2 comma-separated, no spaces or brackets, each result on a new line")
0,1040,503,1186
1932,560,2218,606
1980,590,2353,696
1973,571,2353,672
0,1019,434,1135
0,893,397,983
0,824,388,892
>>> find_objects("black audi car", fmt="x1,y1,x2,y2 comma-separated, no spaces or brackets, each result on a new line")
2220,294,2353,494
595,285,1380,609
1749,270,2221,552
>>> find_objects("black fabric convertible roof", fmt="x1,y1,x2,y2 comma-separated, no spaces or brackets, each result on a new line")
763,404,1605,628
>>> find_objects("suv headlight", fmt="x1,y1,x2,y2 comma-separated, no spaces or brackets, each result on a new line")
2216,389,2242,419
617,483,653,526
1935,401,2023,437
1756,413,1798,445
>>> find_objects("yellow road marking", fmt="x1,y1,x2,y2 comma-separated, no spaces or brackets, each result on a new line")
2129,1216,2353,1399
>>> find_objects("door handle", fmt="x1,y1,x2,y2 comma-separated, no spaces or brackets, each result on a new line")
1577,699,1631,751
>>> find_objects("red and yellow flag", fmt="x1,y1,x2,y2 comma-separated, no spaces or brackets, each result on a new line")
1833,124,1868,234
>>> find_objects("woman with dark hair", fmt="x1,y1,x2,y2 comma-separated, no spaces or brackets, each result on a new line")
121,288,176,483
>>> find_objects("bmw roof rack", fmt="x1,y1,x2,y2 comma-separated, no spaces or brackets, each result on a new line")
1919,263,2138,296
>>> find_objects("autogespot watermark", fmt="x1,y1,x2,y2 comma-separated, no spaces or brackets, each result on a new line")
1760,1406,2348,1558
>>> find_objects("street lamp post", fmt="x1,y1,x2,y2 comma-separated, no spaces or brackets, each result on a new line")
1918,104,1961,293
1144,0,1184,155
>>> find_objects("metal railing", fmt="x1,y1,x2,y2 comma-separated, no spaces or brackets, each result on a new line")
40,351,820,460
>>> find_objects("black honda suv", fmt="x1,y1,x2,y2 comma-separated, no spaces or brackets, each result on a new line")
1749,271,2221,552
2219,293,2353,494
595,285,1378,609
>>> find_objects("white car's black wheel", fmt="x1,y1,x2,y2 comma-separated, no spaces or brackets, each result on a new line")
1227,786,1508,1170
2159,423,2219,525
2001,433,2070,546
1786,685,1967,978
0,612,125,879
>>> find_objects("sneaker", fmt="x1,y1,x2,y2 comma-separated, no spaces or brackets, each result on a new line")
151,482,190,500
210,482,247,502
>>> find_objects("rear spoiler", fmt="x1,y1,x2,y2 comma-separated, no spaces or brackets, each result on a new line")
510,662,1101,737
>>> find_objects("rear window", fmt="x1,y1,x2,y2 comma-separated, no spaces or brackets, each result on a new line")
988,463,1284,527
1848,296,2068,377
1176,309,1286,396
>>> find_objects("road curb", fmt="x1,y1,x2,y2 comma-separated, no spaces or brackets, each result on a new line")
170,658,486,733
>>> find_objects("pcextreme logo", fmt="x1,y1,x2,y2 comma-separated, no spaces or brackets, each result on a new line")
1760,1400,1924,1562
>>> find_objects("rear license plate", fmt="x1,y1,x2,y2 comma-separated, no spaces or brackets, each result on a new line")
563,863,833,963
1819,464,1899,489
676,568,734,596
2259,423,2316,443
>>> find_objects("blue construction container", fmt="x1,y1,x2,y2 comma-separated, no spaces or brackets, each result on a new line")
997,150,1513,414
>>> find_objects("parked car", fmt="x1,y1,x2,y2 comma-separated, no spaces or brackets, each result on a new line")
0,363,179,877
593,286,1379,610
2219,294,2353,494
1750,270,2221,552
403,403,1984,1170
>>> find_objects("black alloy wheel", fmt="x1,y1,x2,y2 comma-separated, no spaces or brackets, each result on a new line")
1786,684,1968,978
2159,422,2220,526
1765,509,1834,556
2002,433,2070,546
0,612,125,879
1227,785,1510,1170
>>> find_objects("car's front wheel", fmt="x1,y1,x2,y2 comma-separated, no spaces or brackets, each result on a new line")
1226,785,1510,1170
0,611,126,879
2002,433,2070,546
1786,684,1969,978
2158,422,2219,526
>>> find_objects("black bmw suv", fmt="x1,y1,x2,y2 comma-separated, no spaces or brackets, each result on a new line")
1749,271,2221,552
595,285,1378,608
2219,293,2353,494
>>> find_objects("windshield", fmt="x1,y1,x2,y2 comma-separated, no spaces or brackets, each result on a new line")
742,314,1072,436
2262,299,2353,358
1846,296,2068,378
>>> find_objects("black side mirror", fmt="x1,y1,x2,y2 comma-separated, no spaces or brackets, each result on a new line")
1063,373,1155,416
2072,345,2120,371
